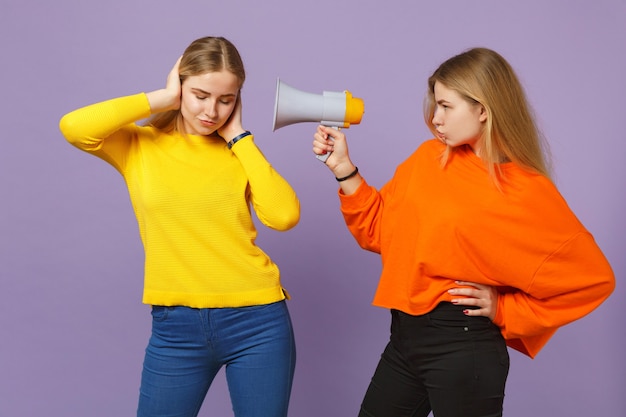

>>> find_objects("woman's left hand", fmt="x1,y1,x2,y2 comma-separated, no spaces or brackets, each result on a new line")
448,281,498,321
218,93,246,142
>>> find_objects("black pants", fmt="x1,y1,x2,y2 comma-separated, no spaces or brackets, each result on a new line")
359,303,509,417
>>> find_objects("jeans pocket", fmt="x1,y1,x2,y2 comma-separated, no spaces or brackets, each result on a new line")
427,314,475,334
151,305,171,322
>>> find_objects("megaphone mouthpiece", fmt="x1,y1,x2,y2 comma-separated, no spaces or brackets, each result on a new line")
343,91,365,127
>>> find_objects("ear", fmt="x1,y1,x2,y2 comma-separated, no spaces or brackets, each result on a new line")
478,105,488,123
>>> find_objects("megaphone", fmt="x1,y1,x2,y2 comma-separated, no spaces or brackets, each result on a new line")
272,78,364,162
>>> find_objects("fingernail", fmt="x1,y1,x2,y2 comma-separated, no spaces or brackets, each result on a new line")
463,310,469,315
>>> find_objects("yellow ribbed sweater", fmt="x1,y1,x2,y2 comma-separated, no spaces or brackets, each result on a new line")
60,93,300,308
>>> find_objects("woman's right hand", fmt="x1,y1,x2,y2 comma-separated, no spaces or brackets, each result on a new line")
313,125,361,194
146,56,182,113
313,125,353,169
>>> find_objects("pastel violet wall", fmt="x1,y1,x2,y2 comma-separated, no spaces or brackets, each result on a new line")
2,1,624,416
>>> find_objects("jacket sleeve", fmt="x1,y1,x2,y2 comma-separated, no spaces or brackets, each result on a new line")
338,177,397,254
493,231,615,358
230,136,300,231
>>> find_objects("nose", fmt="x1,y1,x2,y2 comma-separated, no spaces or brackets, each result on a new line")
432,107,442,127
204,100,218,118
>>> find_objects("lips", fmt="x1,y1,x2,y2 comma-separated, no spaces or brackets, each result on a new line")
199,119,216,127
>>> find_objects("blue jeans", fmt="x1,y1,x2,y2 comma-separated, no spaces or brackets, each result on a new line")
137,301,296,417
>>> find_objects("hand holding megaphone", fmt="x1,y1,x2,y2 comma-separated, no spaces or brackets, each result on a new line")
272,79,364,162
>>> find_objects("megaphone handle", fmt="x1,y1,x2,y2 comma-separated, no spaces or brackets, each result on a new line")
316,152,331,163
315,126,338,163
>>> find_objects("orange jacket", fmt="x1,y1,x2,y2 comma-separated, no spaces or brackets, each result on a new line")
339,139,614,358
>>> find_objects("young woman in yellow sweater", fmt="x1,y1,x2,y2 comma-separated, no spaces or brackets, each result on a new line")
60,36,300,417
311,48,614,417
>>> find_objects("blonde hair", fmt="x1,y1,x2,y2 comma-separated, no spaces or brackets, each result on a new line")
146,36,246,133
424,47,551,185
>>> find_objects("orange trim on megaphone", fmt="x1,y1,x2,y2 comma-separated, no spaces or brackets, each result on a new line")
343,90,365,128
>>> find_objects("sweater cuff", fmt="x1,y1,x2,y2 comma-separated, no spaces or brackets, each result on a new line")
338,177,369,206
492,293,506,327
229,135,269,172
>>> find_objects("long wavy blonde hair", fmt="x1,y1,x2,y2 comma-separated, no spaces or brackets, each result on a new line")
146,36,246,133
424,48,551,186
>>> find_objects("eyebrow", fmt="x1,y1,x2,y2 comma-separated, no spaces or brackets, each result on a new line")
436,99,451,105
191,88,237,98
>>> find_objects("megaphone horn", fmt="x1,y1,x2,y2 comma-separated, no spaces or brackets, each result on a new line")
272,79,364,162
